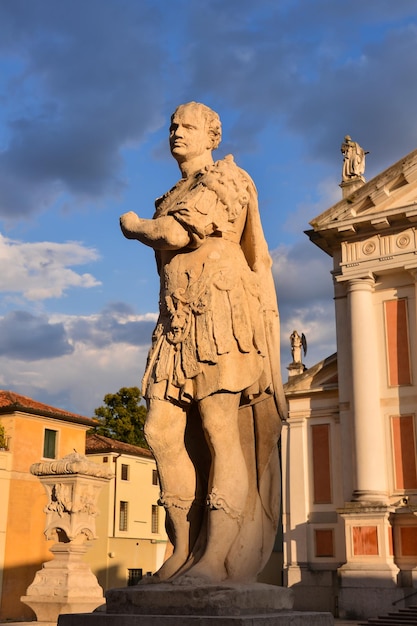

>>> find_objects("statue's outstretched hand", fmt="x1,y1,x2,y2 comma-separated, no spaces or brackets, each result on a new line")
120,211,141,239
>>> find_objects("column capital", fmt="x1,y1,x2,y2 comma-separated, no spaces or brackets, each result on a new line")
346,274,376,294
336,270,376,286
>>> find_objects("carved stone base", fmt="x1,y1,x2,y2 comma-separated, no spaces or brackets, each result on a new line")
59,611,333,625
107,582,293,616
287,362,306,378
21,543,105,622
339,176,365,199
58,582,333,625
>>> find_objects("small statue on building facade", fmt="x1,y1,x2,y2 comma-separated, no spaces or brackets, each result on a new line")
287,330,307,378
341,135,368,182
290,330,307,365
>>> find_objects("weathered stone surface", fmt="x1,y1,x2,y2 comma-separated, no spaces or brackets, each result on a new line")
106,582,293,616
59,611,334,625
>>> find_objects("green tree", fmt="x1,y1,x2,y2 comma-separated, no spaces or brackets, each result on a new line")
91,386,148,448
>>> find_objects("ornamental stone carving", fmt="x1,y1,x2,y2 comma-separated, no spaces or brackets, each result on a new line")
21,452,112,621
30,452,113,542
339,228,417,280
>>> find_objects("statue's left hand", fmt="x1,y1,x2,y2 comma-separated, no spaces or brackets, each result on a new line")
120,211,141,239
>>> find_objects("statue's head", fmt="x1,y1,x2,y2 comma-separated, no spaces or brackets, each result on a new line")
171,102,222,151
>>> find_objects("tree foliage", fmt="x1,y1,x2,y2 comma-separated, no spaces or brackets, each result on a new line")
91,386,148,448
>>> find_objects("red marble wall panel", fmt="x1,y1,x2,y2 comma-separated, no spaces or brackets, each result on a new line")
311,424,332,504
385,299,411,386
391,415,417,490
353,525,379,556
315,528,334,557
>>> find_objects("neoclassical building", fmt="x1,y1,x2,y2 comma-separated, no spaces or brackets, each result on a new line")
283,145,417,620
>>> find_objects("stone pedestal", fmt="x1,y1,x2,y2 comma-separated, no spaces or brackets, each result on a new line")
339,177,365,199
287,362,306,378
107,582,293,616
337,502,401,619
59,612,333,625
21,452,112,622
58,582,334,625
21,543,106,622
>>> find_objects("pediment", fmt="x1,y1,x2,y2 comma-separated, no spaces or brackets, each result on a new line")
284,353,338,395
308,147,417,253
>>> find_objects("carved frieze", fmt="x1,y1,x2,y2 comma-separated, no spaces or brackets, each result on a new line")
339,228,417,279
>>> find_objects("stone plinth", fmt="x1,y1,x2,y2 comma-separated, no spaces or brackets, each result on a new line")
106,582,293,616
58,582,334,625
339,176,365,199
59,611,333,625
21,452,112,622
287,362,306,378
21,543,106,621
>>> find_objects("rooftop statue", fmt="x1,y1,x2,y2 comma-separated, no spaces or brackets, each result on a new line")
341,135,368,182
120,102,287,585
290,330,307,365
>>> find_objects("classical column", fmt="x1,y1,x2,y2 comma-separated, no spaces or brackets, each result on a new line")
347,275,388,502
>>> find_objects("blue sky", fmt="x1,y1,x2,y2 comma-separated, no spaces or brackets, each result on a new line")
1,0,417,415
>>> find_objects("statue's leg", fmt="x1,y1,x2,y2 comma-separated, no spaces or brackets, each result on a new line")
178,392,248,583
144,399,200,581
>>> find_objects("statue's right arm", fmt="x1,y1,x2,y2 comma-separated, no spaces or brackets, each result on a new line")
120,211,191,250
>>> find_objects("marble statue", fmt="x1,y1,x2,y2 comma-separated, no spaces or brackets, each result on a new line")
341,135,368,181
120,102,287,585
290,330,307,365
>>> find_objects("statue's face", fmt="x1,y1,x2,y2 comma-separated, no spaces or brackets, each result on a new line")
169,106,211,163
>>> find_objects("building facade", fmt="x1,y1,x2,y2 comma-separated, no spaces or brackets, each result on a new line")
0,390,97,621
85,433,168,590
283,147,417,620
0,392,167,621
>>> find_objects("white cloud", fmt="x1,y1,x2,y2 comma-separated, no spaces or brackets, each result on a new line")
0,305,157,414
0,233,100,300
0,341,150,417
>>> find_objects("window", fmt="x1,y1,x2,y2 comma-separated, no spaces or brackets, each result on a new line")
119,501,128,531
151,505,159,534
103,456,108,463
152,469,158,486
121,463,129,481
43,429,57,459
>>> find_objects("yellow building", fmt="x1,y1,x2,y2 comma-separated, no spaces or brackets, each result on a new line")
0,389,97,621
0,392,168,621
85,433,168,590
